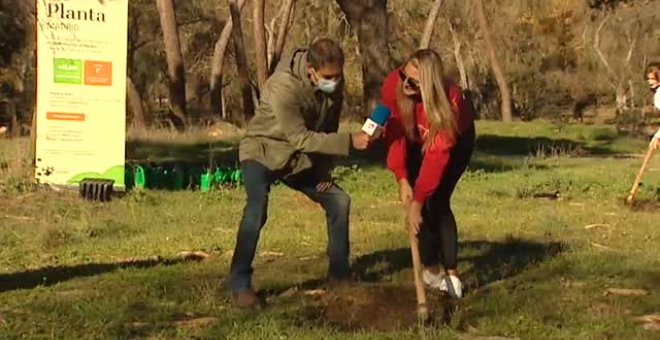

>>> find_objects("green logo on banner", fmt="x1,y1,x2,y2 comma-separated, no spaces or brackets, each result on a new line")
53,58,83,84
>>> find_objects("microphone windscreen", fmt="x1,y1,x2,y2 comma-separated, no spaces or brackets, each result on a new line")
369,102,391,126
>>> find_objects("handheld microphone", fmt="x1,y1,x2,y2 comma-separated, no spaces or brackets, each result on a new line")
361,102,391,138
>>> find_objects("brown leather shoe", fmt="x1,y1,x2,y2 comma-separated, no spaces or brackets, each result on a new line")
232,289,262,309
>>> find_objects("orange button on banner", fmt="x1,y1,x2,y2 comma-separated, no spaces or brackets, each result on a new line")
47,112,86,121
84,60,113,86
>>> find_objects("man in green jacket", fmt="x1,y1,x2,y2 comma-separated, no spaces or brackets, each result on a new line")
229,38,370,308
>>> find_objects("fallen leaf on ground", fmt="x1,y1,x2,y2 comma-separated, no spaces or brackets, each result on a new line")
171,317,218,328
260,251,284,257
632,314,660,324
117,256,162,263
458,336,520,340
591,242,613,251
606,288,649,296
585,224,611,230
632,314,660,331
643,323,660,331
279,287,298,298
303,289,326,296
177,251,210,261
4,215,34,221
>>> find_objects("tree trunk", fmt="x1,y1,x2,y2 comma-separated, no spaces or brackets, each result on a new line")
270,0,296,73
156,0,187,130
266,14,278,68
419,0,444,49
252,0,268,89
127,76,147,131
230,0,255,124
209,0,246,118
336,0,394,109
474,0,512,122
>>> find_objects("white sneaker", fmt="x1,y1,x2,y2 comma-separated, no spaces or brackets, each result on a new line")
422,270,444,290
439,275,463,298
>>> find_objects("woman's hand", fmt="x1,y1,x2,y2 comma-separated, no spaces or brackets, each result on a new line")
398,179,413,207
652,129,660,150
407,200,423,234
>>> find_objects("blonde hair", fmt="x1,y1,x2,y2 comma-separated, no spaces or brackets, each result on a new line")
396,49,457,149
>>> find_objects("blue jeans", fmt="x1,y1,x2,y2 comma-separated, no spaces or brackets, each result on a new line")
228,160,351,293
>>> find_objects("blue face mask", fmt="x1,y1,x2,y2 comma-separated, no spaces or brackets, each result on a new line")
311,68,340,94
317,78,339,94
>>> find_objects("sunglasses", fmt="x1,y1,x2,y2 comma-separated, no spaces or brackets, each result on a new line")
399,69,420,91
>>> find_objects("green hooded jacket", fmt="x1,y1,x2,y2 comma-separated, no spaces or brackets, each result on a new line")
238,49,351,179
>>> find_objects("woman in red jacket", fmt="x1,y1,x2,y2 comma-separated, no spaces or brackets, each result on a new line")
381,49,476,298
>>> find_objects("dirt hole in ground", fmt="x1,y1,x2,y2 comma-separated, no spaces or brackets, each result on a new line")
299,283,455,332
627,199,660,212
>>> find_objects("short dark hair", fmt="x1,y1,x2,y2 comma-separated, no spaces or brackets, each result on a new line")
307,38,344,70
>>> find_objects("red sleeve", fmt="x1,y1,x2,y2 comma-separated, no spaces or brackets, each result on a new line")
381,70,408,181
413,132,452,203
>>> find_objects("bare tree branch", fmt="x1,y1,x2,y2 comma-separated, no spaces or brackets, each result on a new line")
448,20,468,89
474,0,512,122
270,0,296,73
266,15,279,67
209,0,247,117
419,0,444,49
253,0,268,89
593,15,617,88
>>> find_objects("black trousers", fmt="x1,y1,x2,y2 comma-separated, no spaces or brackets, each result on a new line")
407,127,475,270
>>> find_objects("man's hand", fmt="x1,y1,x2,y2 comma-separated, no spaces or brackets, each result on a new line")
351,131,370,150
316,181,333,192
406,200,423,235
398,179,413,208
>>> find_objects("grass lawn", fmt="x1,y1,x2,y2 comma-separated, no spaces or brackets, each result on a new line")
1,121,659,339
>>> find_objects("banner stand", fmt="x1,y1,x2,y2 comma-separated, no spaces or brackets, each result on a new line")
34,0,129,196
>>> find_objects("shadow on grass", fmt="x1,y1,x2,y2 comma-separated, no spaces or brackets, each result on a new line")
0,256,199,293
260,238,565,332
264,237,565,297
351,237,565,286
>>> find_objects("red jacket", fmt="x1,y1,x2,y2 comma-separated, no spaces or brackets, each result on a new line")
380,68,476,204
